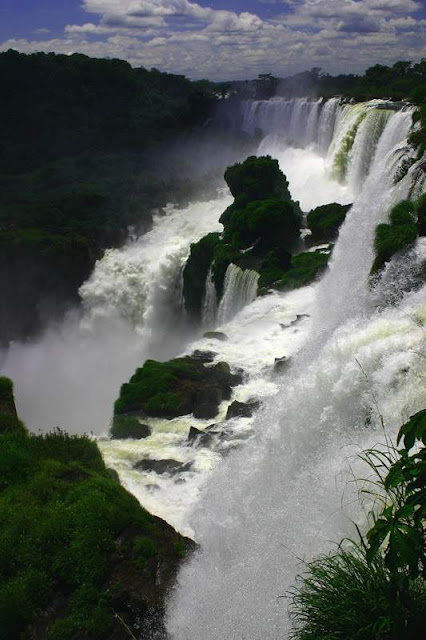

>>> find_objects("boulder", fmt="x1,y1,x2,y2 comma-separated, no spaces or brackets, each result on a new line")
274,356,290,373
113,356,242,421
203,331,228,341
111,415,151,439
226,400,260,419
134,459,193,475
190,350,217,363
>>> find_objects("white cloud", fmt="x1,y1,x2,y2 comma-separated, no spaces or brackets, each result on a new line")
1,0,426,80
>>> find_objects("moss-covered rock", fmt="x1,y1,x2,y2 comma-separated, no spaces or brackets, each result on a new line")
306,202,351,245
182,232,221,321
110,415,151,440
371,200,418,274
258,250,329,292
0,395,194,640
224,155,292,203
114,356,242,420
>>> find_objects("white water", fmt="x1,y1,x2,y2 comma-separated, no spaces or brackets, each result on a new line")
165,105,425,637
217,264,259,324
1,97,425,637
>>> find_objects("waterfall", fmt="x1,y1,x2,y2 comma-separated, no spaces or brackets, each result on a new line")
201,266,217,327
241,97,331,148
165,109,424,637
2,96,423,628
217,264,259,325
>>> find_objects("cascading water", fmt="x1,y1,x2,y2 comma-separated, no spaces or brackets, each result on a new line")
201,267,218,328
165,108,425,637
1,93,424,638
217,264,259,325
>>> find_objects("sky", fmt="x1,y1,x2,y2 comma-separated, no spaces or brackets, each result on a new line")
1,0,426,80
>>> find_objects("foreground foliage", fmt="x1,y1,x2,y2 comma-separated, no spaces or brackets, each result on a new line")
290,411,426,639
0,378,191,639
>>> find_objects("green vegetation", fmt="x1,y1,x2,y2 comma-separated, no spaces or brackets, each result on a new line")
0,377,190,639
223,155,292,203
114,356,241,420
372,200,418,273
182,156,306,316
183,232,221,320
277,251,330,290
0,50,219,342
290,546,425,640
290,411,426,640
307,203,350,245
333,115,366,182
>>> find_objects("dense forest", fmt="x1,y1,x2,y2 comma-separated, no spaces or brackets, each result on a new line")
0,50,222,343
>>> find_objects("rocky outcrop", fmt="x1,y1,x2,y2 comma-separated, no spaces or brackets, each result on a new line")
114,356,242,421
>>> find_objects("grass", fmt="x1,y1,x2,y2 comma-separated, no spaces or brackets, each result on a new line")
289,545,426,640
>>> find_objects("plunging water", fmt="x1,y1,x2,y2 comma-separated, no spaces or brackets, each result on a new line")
165,106,425,637
1,96,424,637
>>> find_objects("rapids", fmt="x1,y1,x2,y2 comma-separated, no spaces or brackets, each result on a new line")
1,96,425,637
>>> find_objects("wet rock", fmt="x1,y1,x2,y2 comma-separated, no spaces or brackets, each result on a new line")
190,349,217,363
111,415,151,439
188,424,223,448
188,426,203,442
114,356,242,421
134,459,193,475
226,400,260,419
193,387,222,419
203,331,228,341
274,356,290,373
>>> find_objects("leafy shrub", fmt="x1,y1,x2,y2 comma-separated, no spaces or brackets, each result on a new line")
371,200,418,273
289,546,426,640
307,203,350,244
224,155,292,202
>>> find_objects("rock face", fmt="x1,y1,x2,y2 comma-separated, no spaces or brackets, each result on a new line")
114,356,242,421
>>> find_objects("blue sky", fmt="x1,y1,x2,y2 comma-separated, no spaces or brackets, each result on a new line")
1,1,426,80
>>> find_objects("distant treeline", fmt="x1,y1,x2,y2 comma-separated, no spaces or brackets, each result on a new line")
0,50,221,343
233,59,426,104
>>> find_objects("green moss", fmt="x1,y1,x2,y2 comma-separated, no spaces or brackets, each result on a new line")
182,232,221,320
332,114,366,182
278,251,330,290
371,200,418,273
110,415,150,440
307,203,350,244
114,358,202,417
224,155,292,203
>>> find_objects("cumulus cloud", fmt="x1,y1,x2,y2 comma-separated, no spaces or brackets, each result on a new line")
1,0,426,79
